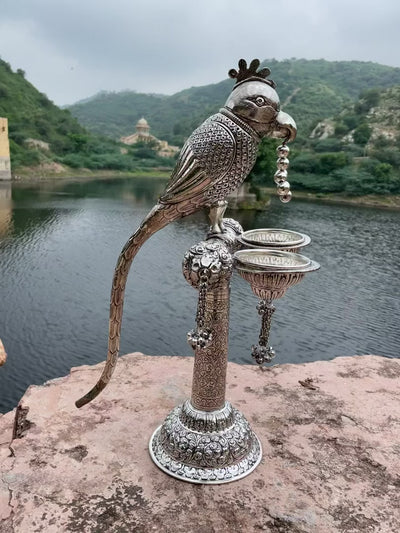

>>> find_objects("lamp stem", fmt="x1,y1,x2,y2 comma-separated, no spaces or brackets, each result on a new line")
191,273,231,411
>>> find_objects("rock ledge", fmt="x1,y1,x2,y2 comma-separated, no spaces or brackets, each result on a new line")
1,354,399,532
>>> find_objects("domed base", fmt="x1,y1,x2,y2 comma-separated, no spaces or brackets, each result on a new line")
149,400,262,484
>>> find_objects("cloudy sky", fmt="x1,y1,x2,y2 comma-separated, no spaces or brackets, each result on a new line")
1,0,399,106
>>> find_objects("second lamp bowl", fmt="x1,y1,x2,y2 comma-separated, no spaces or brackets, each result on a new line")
234,249,320,300
239,228,311,252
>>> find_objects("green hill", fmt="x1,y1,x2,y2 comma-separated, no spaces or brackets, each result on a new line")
286,86,400,195
0,58,175,173
68,59,400,146
0,58,86,167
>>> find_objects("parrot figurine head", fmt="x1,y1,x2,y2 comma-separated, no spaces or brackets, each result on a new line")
225,59,297,141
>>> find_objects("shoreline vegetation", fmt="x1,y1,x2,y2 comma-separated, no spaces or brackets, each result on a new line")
9,167,400,210
11,166,172,182
260,186,400,210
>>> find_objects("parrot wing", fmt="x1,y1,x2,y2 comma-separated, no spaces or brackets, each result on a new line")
159,142,211,205
160,119,236,206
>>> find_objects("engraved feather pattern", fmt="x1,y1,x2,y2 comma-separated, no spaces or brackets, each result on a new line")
160,112,258,206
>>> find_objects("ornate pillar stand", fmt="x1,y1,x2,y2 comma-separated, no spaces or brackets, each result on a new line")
149,219,262,484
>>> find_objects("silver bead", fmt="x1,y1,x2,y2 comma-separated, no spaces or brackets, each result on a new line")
274,169,288,184
276,157,289,171
277,144,290,157
277,181,290,195
279,191,292,203
266,347,276,361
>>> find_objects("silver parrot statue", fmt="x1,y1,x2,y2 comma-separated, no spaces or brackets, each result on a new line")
76,59,297,408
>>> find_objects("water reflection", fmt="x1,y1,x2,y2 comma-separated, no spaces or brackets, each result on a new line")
0,176,399,412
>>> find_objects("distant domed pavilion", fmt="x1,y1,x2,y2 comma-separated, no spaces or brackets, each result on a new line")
120,118,179,158
135,117,150,137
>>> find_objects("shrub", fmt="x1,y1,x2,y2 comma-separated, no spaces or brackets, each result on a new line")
372,135,393,149
318,152,349,173
343,115,358,130
353,123,371,145
371,148,400,167
313,138,343,152
291,153,320,174
334,122,348,136
354,88,380,114
61,153,87,168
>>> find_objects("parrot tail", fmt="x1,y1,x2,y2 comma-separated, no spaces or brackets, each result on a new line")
75,203,178,408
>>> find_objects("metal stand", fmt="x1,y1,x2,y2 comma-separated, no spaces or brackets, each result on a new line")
149,218,262,484
149,219,320,484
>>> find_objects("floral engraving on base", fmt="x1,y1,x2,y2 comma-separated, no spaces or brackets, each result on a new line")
150,402,262,482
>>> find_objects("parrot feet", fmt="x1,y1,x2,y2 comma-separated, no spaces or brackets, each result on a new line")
208,200,228,234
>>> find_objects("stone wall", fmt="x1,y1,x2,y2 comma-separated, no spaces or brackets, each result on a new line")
0,118,11,180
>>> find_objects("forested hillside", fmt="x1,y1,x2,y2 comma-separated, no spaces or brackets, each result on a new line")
286,85,400,195
0,58,85,167
68,59,400,146
0,58,175,173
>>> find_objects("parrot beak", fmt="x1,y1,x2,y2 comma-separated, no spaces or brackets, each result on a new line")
271,111,297,142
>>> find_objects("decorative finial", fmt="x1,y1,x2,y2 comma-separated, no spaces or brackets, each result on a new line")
228,58,276,89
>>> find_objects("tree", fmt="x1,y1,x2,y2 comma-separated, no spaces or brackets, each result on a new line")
355,88,380,114
67,133,90,153
353,123,371,146
318,152,349,173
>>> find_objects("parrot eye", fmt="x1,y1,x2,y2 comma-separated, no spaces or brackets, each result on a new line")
255,96,266,106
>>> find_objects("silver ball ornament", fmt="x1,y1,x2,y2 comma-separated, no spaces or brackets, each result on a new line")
276,157,289,171
266,347,276,361
277,144,290,157
274,143,293,202
279,191,292,203
277,181,291,195
274,169,288,184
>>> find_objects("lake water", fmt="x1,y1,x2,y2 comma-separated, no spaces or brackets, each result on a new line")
0,177,399,413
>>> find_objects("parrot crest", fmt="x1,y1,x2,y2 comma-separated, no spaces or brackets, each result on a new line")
228,58,276,89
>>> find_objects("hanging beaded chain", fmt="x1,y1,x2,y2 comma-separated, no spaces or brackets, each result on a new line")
251,299,276,366
274,143,292,203
187,268,212,350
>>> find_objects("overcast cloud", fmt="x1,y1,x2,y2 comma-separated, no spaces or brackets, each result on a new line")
1,0,399,105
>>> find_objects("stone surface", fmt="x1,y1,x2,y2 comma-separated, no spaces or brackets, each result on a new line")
1,353,399,532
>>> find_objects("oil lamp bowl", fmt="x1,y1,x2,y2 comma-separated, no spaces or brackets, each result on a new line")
234,249,320,300
239,228,311,252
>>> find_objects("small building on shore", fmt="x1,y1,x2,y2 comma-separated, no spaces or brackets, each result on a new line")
0,117,11,180
120,118,180,158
